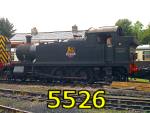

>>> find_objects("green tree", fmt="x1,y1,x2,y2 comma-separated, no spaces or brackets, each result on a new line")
132,21,143,43
142,25,150,44
0,18,16,38
115,19,133,36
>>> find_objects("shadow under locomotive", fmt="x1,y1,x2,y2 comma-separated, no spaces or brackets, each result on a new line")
11,26,138,83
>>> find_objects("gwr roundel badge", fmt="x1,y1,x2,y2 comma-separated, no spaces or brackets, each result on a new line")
66,46,76,58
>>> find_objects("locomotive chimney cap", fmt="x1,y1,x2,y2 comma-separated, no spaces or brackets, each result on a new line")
25,35,32,38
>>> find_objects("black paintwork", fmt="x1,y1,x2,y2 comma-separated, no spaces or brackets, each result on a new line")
15,26,138,82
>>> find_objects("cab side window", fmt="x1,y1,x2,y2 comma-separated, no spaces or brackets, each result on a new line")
97,35,106,44
97,34,112,47
106,36,112,47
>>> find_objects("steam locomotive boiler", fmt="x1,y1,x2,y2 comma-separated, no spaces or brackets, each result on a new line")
13,26,138,83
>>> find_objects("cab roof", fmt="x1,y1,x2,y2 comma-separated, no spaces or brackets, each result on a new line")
86,26,122,34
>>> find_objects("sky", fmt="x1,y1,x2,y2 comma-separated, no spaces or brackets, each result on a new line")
0,0,150,33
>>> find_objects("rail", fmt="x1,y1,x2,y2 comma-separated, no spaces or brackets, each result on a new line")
0,105,32,113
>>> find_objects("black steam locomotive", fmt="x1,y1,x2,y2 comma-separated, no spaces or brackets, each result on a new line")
12,26,138,83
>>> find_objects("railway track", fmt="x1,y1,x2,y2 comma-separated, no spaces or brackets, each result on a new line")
105,95,150,111
0,104,32,113
0,88,150,112
0,79,111,88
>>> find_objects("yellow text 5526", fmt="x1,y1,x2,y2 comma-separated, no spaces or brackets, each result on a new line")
47,90,106,109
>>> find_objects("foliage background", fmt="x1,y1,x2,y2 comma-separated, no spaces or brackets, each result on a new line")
0,17,150,44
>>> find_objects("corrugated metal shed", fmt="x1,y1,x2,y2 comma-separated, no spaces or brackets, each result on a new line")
10,30,86,43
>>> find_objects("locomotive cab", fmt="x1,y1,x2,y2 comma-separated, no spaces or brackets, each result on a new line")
86,26,138,81
86,26,123,63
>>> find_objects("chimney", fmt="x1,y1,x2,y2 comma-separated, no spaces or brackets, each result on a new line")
31,27,38,35
72,24,78,34
72,25,79,39
25,35,32,44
